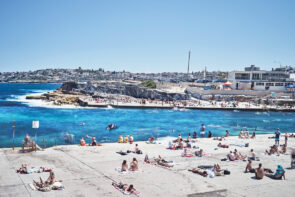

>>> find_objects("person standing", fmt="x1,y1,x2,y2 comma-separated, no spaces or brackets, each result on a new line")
200,124,205,138
285,133,288,147
275,128,281,146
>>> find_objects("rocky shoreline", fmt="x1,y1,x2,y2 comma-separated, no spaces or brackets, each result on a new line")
24,81,295,111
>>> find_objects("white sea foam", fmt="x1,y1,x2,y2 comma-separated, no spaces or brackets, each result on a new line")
6,92,98,109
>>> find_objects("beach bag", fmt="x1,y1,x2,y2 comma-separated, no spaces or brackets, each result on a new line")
224,170,230,175
136,150,143,154
127,150,131,153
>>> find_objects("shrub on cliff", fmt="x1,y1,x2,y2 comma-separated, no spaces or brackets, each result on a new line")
139,80,156,89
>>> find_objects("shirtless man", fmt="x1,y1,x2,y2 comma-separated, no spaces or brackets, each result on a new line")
245,160,255,173
188,168,208,177
24,134,31,147
255,163,264,179
249,149,256,160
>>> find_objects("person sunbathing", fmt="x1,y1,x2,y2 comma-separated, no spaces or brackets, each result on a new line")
213,137,224,141
265,165,285,180
176,139,184,149
121,160,128,171
34,170,55,188
129,158,139,171
245,160,255,173
213,164,222,173
148,136,154,143
157,160,173,167
24,134,32,147
244,129,250,138
233,149,247,160
17,164,28,174
279,144,287,154
113,182,137,194
239,129,244,138
218,142,229,148
195,149,203,157
250,132,256,139
227,151,236,161
80,137,86,146
188,168,208,177
255,163,264,179
249,149,257,160
129,135,134,144
144,154,152,163
265,145,280,156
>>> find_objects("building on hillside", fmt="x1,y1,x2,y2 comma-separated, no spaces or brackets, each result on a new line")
228,65,295,92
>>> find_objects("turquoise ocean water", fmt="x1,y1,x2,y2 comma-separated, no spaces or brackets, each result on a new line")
0,83,294,148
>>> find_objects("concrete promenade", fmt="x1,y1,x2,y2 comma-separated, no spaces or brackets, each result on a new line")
1,134,295,197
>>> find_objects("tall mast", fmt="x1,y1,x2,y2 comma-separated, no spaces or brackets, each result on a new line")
187,50,191,74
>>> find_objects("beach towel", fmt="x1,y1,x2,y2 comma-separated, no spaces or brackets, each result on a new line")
116,152,128,156
230,144,246,147
115,168,128,174
166,147,177,150
182,153,194,157
18,167,52,174
29,182,64,192
198,165,214,169
146,141,157,144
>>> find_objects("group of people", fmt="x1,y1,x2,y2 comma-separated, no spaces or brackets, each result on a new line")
144,154,174,168
80,136,101,146
16,164,62,191
245,162,286,180
120,158,139,171
239,129,255,139
118,134,134,144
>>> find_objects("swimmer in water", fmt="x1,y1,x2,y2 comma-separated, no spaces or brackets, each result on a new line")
81,122,85,126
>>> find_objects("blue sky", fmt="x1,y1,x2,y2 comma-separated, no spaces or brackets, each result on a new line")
0,0,294,73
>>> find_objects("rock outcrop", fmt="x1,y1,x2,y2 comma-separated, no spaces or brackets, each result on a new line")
60,81,190,100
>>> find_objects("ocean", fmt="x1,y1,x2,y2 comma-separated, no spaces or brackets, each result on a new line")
0,83,294,148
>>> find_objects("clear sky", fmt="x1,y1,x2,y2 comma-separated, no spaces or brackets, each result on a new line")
0,0,294,73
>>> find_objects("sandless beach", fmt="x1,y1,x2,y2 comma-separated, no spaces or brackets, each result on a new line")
1,134,295,197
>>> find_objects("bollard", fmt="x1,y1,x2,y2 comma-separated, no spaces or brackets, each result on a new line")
43,138,46,149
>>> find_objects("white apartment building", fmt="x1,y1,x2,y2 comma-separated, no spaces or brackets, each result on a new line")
228,65,295,92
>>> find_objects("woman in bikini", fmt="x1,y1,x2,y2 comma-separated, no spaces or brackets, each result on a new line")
121,160,128,171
